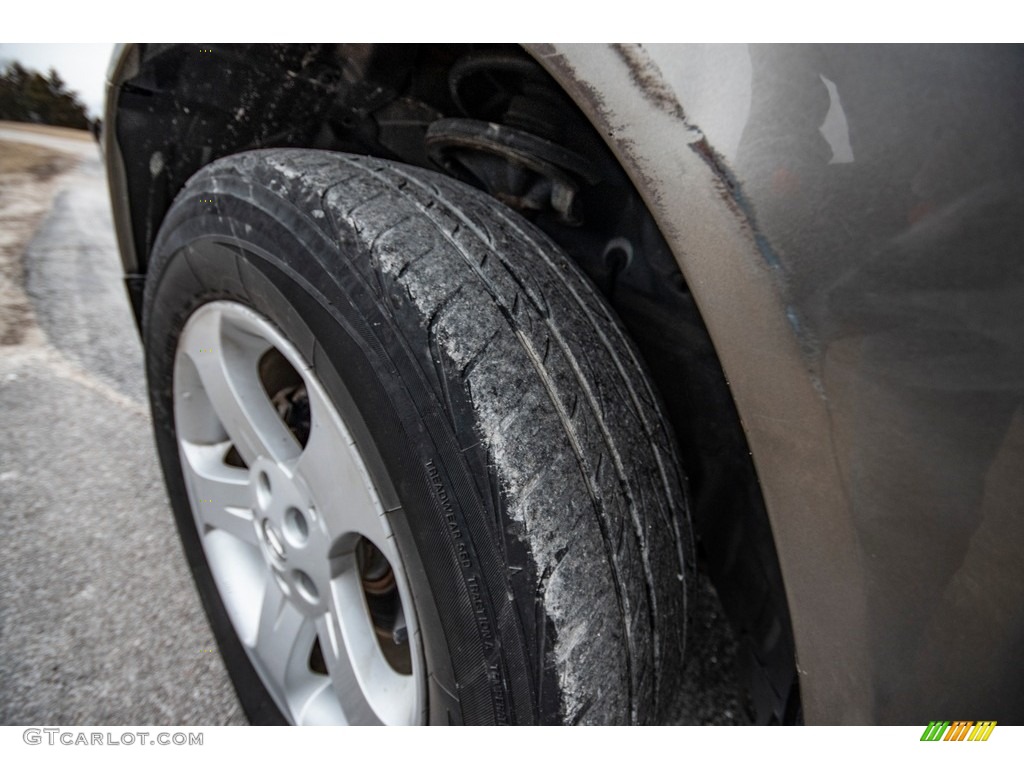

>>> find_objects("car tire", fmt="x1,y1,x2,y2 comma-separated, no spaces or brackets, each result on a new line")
143,148,695,725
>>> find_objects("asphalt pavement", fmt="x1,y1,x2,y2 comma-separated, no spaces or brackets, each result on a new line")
0,129,247,725
0,125,741,725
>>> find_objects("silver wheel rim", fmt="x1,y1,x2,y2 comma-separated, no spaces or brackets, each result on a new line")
173,300,424,725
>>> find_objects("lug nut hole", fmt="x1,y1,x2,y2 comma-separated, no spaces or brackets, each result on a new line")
284,506,309,546
256,471,272,509
293,570,319,602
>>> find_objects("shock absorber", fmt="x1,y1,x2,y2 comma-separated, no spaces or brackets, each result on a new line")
425,50,600,226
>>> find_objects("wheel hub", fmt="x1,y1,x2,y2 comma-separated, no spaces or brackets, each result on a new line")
249,457,331,613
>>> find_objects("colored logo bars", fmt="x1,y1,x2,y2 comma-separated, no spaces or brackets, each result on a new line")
920,721,997,741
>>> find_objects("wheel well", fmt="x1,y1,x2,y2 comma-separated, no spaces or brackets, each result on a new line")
112,42,800,723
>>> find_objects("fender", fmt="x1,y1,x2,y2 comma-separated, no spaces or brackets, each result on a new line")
527,44,871,724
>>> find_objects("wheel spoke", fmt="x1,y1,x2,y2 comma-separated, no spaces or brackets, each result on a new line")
293,679,347,726
295,383,386,543
181,441,258,545
315,605,383,725
183,307,300,466
250,576,316,687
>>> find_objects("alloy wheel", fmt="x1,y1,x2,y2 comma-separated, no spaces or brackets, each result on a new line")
173,300,424,725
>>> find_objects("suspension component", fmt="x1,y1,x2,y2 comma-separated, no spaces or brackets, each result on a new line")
425,50,601,226
426,118,598,225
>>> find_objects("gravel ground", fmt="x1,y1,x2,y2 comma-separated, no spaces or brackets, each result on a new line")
0,124,742,725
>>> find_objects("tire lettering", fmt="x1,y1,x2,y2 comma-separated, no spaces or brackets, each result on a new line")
488,663,508,723
426,460,463,540
466,576,495,652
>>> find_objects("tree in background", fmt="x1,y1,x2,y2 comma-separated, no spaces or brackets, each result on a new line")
0,61,90,130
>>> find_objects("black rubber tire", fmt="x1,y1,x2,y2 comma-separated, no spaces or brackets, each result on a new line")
143,148,695,725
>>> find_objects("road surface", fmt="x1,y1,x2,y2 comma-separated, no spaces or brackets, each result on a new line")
0,125,247,725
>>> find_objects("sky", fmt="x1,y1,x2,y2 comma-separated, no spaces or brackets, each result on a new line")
0,44,113,119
